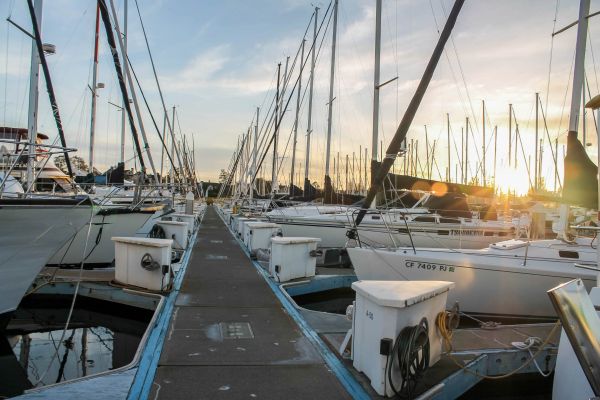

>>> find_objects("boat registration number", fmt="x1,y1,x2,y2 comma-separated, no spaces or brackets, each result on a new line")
405,260,455,272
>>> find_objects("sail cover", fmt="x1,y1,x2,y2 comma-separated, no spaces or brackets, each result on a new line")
563,131,598,209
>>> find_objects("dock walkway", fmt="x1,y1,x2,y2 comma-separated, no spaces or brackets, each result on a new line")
150,206,351,399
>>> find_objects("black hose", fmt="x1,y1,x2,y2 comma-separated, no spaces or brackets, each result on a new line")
386,317,430,399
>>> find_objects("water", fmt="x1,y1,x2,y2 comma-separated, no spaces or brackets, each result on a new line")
293,287,356,314
0,295,152,398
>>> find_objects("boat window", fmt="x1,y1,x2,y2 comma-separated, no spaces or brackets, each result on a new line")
484,231,494,236
558,250,579,259
35,177,62,192
439,217,459,224
498,231,508,237
413,216,436,223
370,215,381,220
437,230,449,236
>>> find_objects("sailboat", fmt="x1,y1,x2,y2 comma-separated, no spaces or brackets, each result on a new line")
348,0,599,318
0,194,93,328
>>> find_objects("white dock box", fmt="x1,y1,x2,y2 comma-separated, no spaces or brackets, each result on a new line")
244,222,281,251
269,237,320,282
113,237,173,291
170,213,196,235
351,280,454,397
156,220,189,249
230,214,240,229
235,217,250,236
239,218,258,242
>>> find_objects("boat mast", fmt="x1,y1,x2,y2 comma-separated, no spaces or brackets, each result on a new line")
355,0,465,225
120,0,128,164
89,4,101,174
482,100,486,185
535,92,539,190
569,0,589,134
271,63,281,198
290,40,305,196
170,106,176,187
107,0,160,186
446,113,450,181
559,0,590,237
250,107,258,202
26,0,43,189
323,0,338,203
371,0,382,190
304,7,318,196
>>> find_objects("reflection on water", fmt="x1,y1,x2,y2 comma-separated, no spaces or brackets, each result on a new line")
0,295,152,398
10,327,132,387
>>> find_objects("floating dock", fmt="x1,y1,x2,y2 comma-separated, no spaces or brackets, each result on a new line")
14,205,561,400
146,206,353,399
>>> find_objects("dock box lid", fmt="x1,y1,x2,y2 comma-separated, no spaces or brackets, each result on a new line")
111,237,173,247
351,280,454,308
271,237,321,245
246,222,279,228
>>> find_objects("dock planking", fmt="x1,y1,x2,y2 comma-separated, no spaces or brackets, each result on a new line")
150,206,351,399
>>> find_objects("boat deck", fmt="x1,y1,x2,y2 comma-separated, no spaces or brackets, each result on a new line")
149,206,352,399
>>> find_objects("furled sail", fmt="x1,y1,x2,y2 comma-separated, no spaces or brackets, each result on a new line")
563,131,598,209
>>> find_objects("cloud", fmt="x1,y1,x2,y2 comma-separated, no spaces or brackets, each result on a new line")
162,45,231,91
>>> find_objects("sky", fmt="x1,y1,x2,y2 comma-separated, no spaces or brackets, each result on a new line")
1,0,600,194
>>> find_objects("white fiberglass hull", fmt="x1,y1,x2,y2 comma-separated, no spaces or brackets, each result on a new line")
47,207,161,267
0,198,93,320
347,241,597,318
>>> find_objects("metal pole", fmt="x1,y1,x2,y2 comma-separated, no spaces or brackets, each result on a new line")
465,117,469,184
120,0,128,164
26,0,43,188
447,113,450,182
535,92,539,190
324,0,338,186
89,4,100,173
482,100,486,185
290,40,305,196
555,137,559,191
251,107,258,201
508,103,512,167
108,0,159,185
493,125,498,187
170,106,175,186
272,63,281,197
568,0,590,133
304,7,318,195
160,111,166,182
371,0,382,183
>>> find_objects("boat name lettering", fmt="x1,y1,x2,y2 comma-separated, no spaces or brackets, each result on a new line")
450,229,482,236
405,260,455,272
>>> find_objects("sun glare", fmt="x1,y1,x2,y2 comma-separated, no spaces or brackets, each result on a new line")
494,167,530,196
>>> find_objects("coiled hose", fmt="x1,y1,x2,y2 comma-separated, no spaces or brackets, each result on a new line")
386,317,430,399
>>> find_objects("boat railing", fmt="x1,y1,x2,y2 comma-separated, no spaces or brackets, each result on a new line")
0,139,78,197
348,208,417,254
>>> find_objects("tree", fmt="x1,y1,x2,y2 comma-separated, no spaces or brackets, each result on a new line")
54,155,89,174
218,169,230,184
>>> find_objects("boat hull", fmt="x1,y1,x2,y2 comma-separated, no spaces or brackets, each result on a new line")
271,217,512,250
47,207,160,268
0,198,93,317
347,246,597,318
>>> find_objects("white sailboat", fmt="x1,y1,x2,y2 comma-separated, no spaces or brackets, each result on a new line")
266,192,519,250
349,0,599,319
0,195,93,327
